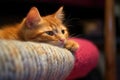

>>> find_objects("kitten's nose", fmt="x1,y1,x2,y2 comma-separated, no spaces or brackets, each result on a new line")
60,39,65,43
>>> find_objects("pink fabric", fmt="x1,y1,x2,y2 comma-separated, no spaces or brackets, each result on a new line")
66,38,99,80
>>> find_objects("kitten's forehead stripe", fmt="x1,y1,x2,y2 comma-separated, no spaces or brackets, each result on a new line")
37,15,68,35
44,16,61,26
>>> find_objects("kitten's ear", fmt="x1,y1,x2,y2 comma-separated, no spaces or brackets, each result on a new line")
54,6,64,20
25,7,42,28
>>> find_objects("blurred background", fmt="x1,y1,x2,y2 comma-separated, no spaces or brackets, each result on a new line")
0,0,119,80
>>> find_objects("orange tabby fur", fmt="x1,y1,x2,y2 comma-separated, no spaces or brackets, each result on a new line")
0,6,79,52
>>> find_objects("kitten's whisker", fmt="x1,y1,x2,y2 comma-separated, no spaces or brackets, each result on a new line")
64,18,81,28
69,34,85,38
65,14,72,20
65,18,81,23
65,24,73,28
69,33,76,37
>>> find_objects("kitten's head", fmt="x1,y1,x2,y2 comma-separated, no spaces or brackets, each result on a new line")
21,6,69,46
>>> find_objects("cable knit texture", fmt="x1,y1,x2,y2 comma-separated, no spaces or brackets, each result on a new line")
0,40,74,80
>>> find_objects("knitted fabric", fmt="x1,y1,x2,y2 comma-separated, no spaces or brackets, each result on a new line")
0,40,74,80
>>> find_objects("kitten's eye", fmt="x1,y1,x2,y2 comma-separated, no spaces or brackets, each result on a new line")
61,30,65,34
45,31,54,36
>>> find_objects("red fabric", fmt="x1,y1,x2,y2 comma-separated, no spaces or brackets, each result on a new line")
66,38,99,80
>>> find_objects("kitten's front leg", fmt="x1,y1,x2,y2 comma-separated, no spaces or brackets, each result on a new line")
65,39,79,52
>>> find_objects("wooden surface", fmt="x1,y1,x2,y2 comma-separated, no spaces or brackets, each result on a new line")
104,0,117,79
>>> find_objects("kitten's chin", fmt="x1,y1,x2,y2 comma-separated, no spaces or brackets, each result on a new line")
48,41,65,48
57,43,64,48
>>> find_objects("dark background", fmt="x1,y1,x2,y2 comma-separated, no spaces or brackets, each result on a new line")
0,1,104,49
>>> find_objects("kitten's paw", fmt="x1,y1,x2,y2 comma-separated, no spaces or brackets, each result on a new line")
65,40,79,52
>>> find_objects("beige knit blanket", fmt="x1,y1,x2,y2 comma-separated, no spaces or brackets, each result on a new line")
0,40,74,80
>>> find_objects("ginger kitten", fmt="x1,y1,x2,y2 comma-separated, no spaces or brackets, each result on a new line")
0,6,79,52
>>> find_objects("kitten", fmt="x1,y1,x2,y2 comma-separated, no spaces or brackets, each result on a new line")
0,6,79,52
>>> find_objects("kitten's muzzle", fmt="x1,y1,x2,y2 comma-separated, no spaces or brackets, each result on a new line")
59,39,65,43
